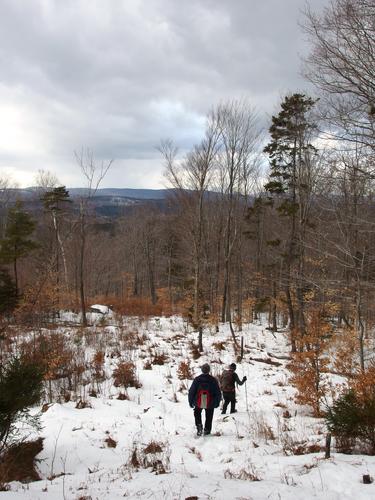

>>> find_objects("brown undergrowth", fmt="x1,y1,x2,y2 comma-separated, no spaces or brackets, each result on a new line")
0,438,43,487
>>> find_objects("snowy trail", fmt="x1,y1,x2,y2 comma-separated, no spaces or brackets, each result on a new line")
4,317,375,499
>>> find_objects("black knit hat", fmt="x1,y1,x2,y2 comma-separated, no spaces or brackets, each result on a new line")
201,363,210,374
230,363,237,370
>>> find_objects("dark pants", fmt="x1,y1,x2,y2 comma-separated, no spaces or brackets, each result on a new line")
194,407,214,432
222,391,236,413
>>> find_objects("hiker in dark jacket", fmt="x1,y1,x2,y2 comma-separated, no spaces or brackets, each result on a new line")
220,363,247,414
188,363,222,436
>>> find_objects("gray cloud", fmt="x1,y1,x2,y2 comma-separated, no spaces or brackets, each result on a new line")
0,0,329,188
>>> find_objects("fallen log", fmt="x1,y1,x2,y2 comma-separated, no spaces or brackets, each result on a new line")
248,356,282,367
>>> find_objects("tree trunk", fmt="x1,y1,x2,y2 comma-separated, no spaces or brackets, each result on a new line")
13,257,18,295
271,278,277,332
356,287,365,371
167,244,173,304
236,249,243,332
79,209,87,327
145,238,157,305
285,284,296,352
198,326,203,352
52,211,69,290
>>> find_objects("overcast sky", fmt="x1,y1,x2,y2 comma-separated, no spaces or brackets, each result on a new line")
0,0,329,189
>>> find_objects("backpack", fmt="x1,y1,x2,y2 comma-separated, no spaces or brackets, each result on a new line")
196,381,212,409
220,369,234,392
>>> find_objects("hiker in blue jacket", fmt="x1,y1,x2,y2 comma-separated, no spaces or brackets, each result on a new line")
188,363,221,436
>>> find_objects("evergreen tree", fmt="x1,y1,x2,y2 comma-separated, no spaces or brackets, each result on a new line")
0,355,44,452
0,268,18,316
264,93,318,349
264,93,317,212
41,186,71,212
325,388,375,454
0,201,38,293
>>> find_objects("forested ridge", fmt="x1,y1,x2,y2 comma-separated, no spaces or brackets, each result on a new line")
2,1,375,360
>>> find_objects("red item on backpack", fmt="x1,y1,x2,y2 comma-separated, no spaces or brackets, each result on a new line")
196,382,212,409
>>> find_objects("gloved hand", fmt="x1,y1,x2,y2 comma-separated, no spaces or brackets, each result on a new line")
190,405,194,409
243,376,247,382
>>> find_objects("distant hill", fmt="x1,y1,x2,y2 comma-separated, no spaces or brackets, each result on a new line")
6,187,175,218
67,188,173,200
11,187,173,201
5,187,224,218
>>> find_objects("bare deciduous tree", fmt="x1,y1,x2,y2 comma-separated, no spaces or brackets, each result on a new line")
303,0,375,150
213,100,261,344
159,117,220,350
75,149,113,326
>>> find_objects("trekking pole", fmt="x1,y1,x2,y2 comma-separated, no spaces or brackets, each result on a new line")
244,378,249,413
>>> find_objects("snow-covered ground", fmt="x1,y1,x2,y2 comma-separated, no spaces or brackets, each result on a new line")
3,315,375,499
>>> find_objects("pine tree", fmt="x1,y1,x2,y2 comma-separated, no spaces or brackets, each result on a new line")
0,355,44,452
0,268,18,316
41,186,70,212
264,93,317,210
0,201,38,293
264,93,318,350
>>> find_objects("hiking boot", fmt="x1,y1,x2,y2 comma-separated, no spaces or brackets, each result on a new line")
204,429,211,435
197,425,203,436
230,409,237,414
221,410,226,415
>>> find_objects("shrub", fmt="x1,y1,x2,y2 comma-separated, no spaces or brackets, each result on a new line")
224,464,261,481
281,437,322,456
212,341,226,351
126,440,170,474
143,441,163,454
113,361,142,390
22,332,74,385
0,356,44,452
92,350,105,381
142,440,169,474
152,352,168,365
325,387,375,454
75,399,92,409
120,329,144,350
177,360,193,380
104,436,117,448
288,310,332,416
0,438,43,484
